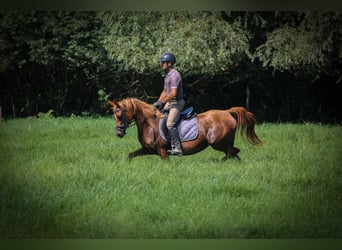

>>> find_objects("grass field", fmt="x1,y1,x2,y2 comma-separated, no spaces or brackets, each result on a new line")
0,116,341,238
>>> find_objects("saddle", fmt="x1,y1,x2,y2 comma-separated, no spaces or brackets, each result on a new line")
159,107,199,142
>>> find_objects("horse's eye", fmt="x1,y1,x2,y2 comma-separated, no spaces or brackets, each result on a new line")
113,108,123,120
114,113,122,120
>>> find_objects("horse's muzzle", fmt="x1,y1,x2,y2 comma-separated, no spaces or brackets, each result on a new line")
116,125,126,138
116,132,125,138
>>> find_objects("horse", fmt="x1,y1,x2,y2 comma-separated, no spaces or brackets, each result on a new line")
109,98,262,160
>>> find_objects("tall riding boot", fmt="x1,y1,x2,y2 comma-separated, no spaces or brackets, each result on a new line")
167,127,183,156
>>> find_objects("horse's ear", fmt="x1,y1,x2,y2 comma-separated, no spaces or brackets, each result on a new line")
108,100,119,108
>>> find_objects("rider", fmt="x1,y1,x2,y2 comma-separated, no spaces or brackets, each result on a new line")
154,52,185,156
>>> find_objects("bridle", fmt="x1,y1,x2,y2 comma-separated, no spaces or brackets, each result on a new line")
113,105,156,143
113,107,134,136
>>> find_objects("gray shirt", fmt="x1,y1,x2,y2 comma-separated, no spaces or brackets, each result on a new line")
164,69,183,101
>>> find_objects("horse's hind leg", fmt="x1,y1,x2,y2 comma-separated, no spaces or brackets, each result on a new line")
228,147,241,160
221,147,241,161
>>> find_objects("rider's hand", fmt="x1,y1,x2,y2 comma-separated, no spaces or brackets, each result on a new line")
153,100,165,110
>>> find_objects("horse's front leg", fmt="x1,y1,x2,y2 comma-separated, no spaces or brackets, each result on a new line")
128,147,149,159
158,148,169,160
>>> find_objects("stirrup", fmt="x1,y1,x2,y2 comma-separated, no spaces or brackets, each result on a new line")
167,148,183,156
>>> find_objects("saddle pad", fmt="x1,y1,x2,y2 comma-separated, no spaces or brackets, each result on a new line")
159,117,199,142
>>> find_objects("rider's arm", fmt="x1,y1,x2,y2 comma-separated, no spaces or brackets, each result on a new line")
159,88,177,103
158,87,167,102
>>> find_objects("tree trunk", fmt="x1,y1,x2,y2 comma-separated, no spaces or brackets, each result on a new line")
0,99,2,123
246,84,250,110
59,61,69,115
10,95,16,118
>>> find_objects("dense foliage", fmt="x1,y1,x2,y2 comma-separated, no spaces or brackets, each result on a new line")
102,12,249,76
0,11,341,122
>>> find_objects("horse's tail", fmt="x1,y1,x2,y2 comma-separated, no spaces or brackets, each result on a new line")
228,107,263,146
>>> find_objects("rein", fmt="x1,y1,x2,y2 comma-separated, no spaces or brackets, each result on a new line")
152,107,157,144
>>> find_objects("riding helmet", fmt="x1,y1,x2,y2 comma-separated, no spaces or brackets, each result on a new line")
159,52,176,64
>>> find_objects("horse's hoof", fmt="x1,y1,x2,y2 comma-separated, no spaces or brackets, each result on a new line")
231,154,241,161
221,156,228,162
222,154,241,161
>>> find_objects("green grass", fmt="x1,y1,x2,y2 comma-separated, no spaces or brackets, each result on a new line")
0,117,341,238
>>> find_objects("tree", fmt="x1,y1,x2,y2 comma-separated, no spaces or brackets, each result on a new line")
254,11,342,80
0,11,340,122
0,11,109,116
101,11,250,77
100,11,251,109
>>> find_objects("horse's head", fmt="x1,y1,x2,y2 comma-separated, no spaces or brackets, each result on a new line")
109,100,133,138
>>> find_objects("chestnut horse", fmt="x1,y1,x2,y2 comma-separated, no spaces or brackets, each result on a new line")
109,98,262,160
